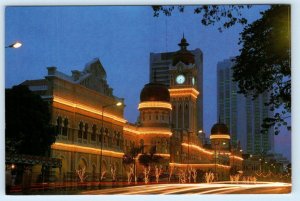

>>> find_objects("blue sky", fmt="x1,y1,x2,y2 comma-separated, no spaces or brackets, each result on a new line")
4,5,291,160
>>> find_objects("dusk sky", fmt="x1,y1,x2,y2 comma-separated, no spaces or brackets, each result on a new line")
4,5,291,160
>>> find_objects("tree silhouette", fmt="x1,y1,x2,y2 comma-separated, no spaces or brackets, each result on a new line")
5,85,56,156
152,5,252,32
232,5,291,134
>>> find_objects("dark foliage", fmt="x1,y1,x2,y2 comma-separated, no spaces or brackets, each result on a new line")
5,85,56,156
152,5,251,31
138,154,152,167
122,146,143,165
232,5,291,135
138,146,163,167
122,154,134,165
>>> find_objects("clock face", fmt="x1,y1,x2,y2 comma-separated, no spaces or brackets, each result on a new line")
176,75,185,84
192,77,195,85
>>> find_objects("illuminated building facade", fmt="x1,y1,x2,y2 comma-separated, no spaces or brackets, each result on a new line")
21,38,242,182
22,59,126,181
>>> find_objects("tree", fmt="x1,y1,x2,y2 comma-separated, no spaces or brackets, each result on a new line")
138,146,163,184
152,5,251,31
5,85,56,156
232,5,291,135
122,145,143,183
138,146,163,167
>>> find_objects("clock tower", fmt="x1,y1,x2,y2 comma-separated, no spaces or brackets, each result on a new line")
169,35,201,164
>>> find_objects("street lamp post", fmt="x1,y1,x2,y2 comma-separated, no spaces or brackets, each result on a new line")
198,129,203,145
188,130,190,169
99,101,122,183
259,158,262,172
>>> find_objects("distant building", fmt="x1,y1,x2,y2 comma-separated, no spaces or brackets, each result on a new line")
217,58,274,155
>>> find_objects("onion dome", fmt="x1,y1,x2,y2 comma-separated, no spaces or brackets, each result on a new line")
140,82,170,102
211,122,230,135
172,35,195,66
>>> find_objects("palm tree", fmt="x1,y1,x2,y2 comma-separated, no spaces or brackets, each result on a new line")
138,146,163,184
123,146,143,184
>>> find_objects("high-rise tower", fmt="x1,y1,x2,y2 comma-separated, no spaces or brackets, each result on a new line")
217,58,274,154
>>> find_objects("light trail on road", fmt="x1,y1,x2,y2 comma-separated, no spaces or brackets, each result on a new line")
81,182,291,195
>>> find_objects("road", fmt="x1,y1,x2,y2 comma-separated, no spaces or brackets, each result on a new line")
81,182,291,195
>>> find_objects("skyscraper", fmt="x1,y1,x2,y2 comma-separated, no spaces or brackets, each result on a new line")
149,38,203,131
217,58,274,155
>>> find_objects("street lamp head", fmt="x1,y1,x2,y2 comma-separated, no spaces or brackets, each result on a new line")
103,101,123,109
7,41,22,48
198,130,203,133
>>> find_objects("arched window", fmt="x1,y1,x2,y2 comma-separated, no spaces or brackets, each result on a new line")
99,127,103,143
56,116,62,135
104,128,108,143
116,132,120,146
113,131,117,144
78,121,83,138
172,105,176,126
184,103,189,128
62,118,68,136
91,124,97,141
83,123,88,140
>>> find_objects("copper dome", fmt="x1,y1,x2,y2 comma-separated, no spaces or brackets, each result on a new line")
211,123,230,135
140,82,170,102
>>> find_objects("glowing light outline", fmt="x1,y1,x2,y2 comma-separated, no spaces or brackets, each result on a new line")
123,127,172,136
53,96,126,123
138,101,172,110
169,162,231,169
137,153,170,158
210,135,231,140
169,88,199,99
181,143,243,161
51,142,124,158
181,143,214,155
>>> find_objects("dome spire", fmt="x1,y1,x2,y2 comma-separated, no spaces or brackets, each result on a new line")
172,34,195,66
178,34,189,50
